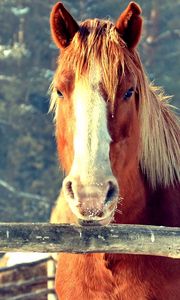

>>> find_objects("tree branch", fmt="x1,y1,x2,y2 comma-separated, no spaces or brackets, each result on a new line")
146,29,180,45
0,180,47,201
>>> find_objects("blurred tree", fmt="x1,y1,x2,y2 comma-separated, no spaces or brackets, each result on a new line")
140,0,180,103
0,0,60,222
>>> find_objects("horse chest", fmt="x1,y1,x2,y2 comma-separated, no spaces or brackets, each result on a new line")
108,255,180,300
56,254,180,300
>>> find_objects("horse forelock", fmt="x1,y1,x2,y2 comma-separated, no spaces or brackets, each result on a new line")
50,18,180,189
53,19,130,104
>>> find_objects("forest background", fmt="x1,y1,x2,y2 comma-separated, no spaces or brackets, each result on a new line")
0,0,179,222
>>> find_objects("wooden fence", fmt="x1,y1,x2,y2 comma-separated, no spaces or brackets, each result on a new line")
0,256,56,300
0,223,179,258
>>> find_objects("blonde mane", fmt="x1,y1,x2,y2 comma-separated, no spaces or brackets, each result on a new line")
50,19,180,189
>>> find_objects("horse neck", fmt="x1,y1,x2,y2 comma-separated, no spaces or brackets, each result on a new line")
145,182,180,227
113,161,180,226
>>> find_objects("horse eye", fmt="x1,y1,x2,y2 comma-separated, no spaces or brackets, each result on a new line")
56,89,63,98
123,87,134,100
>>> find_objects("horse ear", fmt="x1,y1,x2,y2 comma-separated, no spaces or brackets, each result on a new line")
50,2,79,49
115,2,143,49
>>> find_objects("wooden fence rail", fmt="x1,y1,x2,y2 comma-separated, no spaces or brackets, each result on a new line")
0,223,179,258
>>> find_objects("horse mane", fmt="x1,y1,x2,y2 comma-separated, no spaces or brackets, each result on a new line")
139,78,180,188
50,18,180,189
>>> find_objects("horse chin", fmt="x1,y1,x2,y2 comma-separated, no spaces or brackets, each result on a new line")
77,215,113,227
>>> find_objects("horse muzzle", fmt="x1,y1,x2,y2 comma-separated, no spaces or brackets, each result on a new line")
62,176,119,226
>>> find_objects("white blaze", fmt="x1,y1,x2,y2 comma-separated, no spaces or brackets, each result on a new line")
69,71,112,185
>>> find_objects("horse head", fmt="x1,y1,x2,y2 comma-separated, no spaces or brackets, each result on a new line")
50,2,145,225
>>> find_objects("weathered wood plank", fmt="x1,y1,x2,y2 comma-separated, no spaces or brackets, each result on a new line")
0,276,55,293
0,257,54,273
6,288,55,300
0,223,179,258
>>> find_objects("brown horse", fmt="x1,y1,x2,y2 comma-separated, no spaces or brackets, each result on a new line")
49,2,180,299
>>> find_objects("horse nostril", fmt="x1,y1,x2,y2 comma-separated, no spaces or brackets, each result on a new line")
65,181,74,199
105,181,118,203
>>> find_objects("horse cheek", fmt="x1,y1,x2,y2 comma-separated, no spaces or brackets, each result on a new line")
56,104,75,174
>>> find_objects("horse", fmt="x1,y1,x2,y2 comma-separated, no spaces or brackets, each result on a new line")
49,2,180,299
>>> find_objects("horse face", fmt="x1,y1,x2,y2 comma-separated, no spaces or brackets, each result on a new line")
54,60,140,226
55,67,118,226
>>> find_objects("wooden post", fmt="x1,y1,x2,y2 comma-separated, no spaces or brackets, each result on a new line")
0,223,179,258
